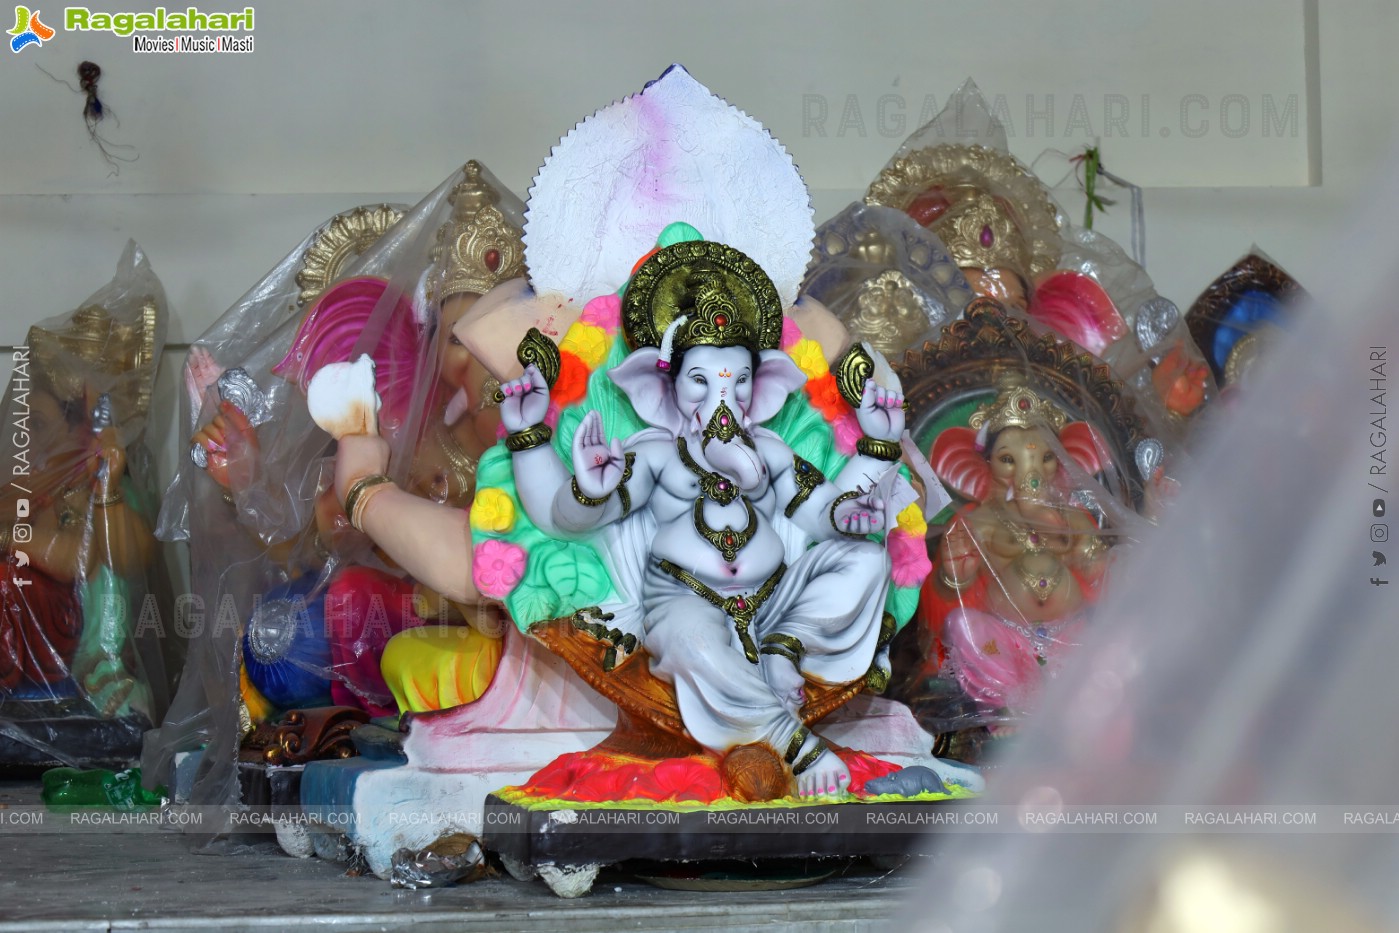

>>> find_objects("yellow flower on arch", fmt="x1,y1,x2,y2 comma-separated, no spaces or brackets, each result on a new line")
470,487,516,533
895,503,928,538
559,323,610,370
787,339,829,380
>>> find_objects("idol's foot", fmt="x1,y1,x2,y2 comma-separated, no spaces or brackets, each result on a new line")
796,746,851,799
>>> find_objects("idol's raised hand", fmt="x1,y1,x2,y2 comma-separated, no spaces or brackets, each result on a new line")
571,410,626,500
856,378,905,442
499,364,551,432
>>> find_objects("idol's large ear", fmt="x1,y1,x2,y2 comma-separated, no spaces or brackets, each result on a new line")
748,349,808,425
931,426,990,502
1060,421,1112,476
1029,271,1127,356
608,348,684,434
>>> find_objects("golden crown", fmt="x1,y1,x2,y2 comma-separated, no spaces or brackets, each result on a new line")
430,161,524,303
865,144,1061,285
931,186,1032,277
27,302,160,419
968,381,1069,436
621,240,783,355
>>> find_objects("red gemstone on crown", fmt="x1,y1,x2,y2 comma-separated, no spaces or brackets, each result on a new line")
724,533,735,546
714,313,728,328
484,248,501,272
980,226,995,248
1018,397,1031,411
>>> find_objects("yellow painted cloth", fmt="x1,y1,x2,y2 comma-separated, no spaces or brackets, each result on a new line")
239,664,276,724
380,625,503,713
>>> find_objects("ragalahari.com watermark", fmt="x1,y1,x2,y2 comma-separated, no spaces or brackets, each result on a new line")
801,92,1301,140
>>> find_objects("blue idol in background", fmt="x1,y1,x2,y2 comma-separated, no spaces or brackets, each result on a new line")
1186,250,1306,391
241,576,332,711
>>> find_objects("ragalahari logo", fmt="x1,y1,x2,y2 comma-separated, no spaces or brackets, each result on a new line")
9,6,54,52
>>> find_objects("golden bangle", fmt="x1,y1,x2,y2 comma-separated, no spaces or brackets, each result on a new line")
570,477,611,508
938,567,970,593
343,473,392,524
93,490,124,507
829,489,866,538
350,479,395,532
856,436,902,462
505,424,553,453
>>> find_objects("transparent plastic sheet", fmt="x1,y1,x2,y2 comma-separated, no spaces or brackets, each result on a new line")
888,299,1157,747
801,202,975,359
898,167,1399,932
0,241,172,768
143,163,524,807
894,77,1010,157
1053,225,1215,434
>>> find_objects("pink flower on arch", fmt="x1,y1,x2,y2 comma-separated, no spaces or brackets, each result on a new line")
833,414,862,455
888,528,933,588
472,539,527,599
781,316,803,350
579,294,622,334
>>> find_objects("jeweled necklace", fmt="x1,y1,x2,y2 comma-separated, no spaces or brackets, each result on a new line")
1010,558,1066,604
994,500,1050,554
692,495,758,563
429,422,478,501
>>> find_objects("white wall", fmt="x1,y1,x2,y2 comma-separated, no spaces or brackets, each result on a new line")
2,0,1397,592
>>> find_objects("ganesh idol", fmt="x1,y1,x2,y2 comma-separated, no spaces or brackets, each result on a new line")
501,243,916,795
928,378,1112,718
324,68,978,819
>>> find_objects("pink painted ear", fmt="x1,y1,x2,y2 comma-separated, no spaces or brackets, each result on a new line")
931,426,990,502
608,347,684,435
271,275,421,436
1060,421,1111,476
748,349,807,425
1029,271,1128,356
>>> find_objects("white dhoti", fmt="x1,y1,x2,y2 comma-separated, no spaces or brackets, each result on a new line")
642,538,891,758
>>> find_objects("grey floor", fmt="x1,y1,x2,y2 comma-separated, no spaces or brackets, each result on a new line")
0,781,919,932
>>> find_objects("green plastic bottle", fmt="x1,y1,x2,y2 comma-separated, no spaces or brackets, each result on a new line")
41,767,166,810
